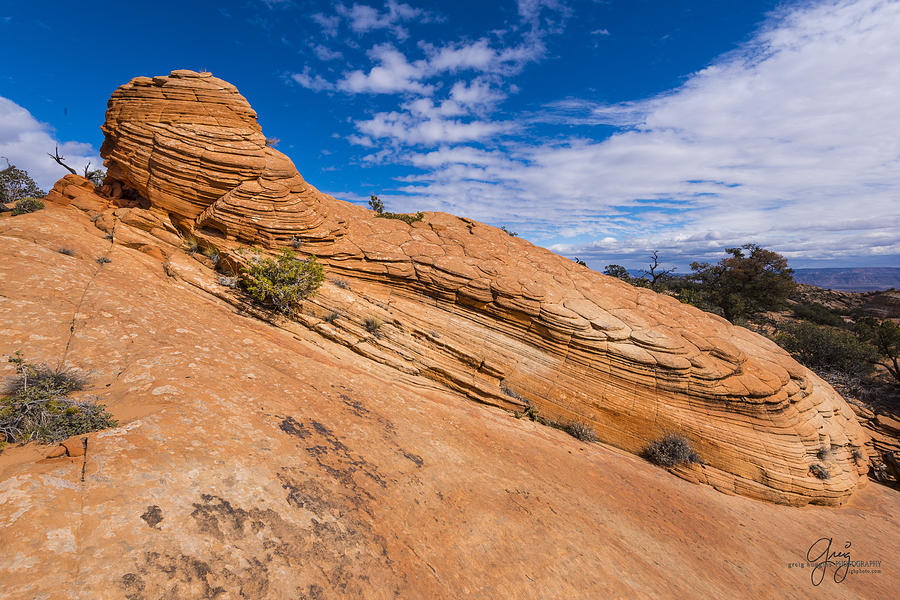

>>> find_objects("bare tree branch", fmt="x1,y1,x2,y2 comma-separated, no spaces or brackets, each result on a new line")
47,145,77,175
642,250,677,286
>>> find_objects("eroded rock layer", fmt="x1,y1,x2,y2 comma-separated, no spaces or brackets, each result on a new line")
97,70,869,505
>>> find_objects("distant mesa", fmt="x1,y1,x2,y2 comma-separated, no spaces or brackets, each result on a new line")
793,267,900,292
50,69,868,505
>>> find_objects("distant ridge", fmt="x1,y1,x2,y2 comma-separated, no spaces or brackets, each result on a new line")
792,267,900,292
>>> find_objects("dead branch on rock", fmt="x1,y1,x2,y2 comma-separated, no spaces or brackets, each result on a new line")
48,145,77,175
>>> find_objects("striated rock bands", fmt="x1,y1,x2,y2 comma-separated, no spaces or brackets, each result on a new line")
91,70,870,506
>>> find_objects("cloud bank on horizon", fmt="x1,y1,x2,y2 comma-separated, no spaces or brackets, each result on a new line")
1,0,898,270
0,97,102,196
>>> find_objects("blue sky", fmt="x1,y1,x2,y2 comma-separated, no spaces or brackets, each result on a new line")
1,0,898,270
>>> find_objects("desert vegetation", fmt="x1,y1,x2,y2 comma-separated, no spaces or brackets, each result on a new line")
11,197,45,215
368,194,424,225
0,160,45,204
1,352,117,447
644,434,701,467
561,421,597,442
604,244,796,322
365,316,383,336
507,390,599,443
603,246,899,391
239,249,324,317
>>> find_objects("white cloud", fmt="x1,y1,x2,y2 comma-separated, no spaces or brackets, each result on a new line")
406,146,509,168
355,111,510,146
347,134,375,147
449,79,506,112
422,38,546,77
0,97,102,192
311,13,340,37
516,0,571,35
311,44,343,61
390,0,900,267
290,67,335,92
301,0,565,99
336,1,427,40
337,43,432,94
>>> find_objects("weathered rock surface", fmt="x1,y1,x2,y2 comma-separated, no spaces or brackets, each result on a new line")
1,201,898,599
92,70,872,506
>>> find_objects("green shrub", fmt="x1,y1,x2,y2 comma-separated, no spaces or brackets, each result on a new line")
368,193,423,224
793,302,844,327
775,322,877,376
1,352,116,446
240,249,324,316
324,311,340,324
379,211,424,225
11,197,45,215
644,434,700,467
689,243,795,321
0,162,45,203
856,318,900,384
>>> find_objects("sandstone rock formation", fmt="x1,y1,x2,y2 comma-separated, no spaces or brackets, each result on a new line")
87,69,874,506
1,201,898,599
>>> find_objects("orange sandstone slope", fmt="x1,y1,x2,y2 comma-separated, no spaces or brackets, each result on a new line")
0,197,899,600
98,69,866,506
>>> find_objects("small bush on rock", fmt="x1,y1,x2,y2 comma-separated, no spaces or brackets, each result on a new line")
239,249,324,316
11,197,45,215
562,421,597,442
644,434,700,467
368,193,424,224
365,316,382,336
1,352,116,446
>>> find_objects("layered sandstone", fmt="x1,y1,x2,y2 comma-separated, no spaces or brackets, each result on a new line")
1,202,899,599
89,69,875,506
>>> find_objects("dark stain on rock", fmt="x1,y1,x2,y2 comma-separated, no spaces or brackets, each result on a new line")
121,490,403,599
140,505,163,529
190,494,250,542
120,572,145,600
336,393,400,437
401,450,424,467
299,583,325,600
339,393,371,418
279,416,310,438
